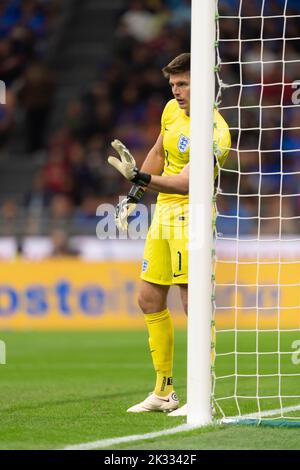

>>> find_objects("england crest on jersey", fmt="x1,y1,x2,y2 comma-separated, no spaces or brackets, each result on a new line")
142,260,149,273
178,134,190,153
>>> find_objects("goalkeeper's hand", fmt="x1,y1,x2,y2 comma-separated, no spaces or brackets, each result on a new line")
115,196,137,231
108,139,151,186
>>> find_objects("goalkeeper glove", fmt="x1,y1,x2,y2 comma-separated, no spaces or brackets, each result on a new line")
108,139,151,187
115,185,146,231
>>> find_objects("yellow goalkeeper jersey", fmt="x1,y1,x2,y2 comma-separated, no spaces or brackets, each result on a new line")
157,99,189,226
156,99,231,226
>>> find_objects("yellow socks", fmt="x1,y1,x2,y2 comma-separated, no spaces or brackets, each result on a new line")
144,309,174,397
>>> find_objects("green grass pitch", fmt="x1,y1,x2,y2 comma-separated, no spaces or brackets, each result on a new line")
0,330,299,450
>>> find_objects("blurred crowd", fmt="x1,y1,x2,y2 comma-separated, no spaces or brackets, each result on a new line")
217,0,300,237
0,0,58,151
1,0,300,250
37,0,192,206
1,0,192,244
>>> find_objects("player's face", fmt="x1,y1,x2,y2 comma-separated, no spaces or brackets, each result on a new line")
169,72,190,115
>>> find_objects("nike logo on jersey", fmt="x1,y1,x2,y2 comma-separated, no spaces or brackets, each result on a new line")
173,273,185,278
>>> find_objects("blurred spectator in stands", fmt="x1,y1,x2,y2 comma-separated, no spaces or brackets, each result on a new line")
48,193,74,232
49,228,79,257
85,134,123,197
73,193,101,232
20,0,47,38
0,1,18,39
18,61,55,152
0,32,28,85
168,0,190,27
10,24,35,62
93,99,115,137
1,0,300,238
0,197,19,236
68,141,98,205
0,0,49,39
164,0,185,9
116,85,145,126
64,99,86,141
283,110,300,152
24,171,50,217
42,147,72,196
216,196,258,237
118,0,158,42
48,127,77,160
85,133,106,166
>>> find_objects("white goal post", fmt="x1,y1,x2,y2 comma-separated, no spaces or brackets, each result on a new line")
187,0,215,426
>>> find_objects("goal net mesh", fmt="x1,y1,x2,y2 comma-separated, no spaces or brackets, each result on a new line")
213,0,300,423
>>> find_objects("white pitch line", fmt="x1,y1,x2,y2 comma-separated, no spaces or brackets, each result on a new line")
63,404,300,450
63,424,199,451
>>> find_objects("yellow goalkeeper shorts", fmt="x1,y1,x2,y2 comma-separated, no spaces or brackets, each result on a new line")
141,216,188,286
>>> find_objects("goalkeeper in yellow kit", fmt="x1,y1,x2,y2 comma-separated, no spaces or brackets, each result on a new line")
108,53,231,414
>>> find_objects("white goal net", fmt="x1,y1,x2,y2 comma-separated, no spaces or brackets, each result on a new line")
212,0,300,424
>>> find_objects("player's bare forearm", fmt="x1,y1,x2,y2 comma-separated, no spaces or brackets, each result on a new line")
148,162,219,194
148,163,189,195
148,174,189,195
